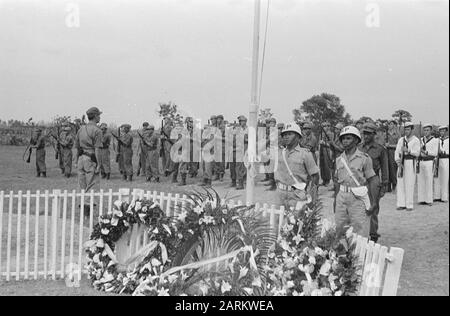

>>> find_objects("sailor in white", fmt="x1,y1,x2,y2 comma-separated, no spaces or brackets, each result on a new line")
395,122,420,211
417,124,439,206
433,125,449,203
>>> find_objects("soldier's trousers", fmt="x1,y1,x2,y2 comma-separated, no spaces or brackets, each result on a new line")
335,191,370,238
214,161,225,176
138,151,147,175
368,185,381,239
203,161,214,180
180,162,198,175
418,160,434,204
120,148,133,177
433,158,449,202
229,161,246,181
387,149,398,188
98,148,111,174
77,155,99,192
397,160,416,209
145,150,160,178
36,149,46,173
61,148,73,176
58,151,64,172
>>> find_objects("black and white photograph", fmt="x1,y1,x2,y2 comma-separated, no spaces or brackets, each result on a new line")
0,0,448,299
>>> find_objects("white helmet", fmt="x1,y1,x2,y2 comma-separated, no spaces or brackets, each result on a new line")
340,125,361,142
281,122,302,137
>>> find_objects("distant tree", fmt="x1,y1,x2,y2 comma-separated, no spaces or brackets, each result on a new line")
258,108,273,126
358,116,374,123
158,102,183,126
392,110,412,126
293,93,352,127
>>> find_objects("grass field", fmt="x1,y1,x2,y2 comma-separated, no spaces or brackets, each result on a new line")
0,145,449,296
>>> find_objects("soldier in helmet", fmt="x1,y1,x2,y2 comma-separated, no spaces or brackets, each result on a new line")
75,107,103,191
360,123,389,242
59,124,74,178
334,126,379,238
30,127,47,178
178,117,198,186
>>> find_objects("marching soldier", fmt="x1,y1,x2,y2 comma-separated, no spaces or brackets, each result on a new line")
233,116,248,190
434,125,449,203
137,122,150,177
119,124,134,182
395,122,420,211
75,107,103,191
335,126,379,238
417,124,439,206
144,125,160,183
59,124,74,178
98,123,111,180
360,123,389,243
269,122,319,210
386,120,401,192
30,127,47,178
214,114,226,181
300,122,318,162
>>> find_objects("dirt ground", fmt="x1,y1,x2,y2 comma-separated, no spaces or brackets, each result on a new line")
0,145,448,296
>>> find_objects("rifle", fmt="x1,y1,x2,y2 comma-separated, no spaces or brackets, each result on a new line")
319,125,333,164
23,118,34,163
417,122,423,174
160,120,174,146
397,124,408,179
114,128,121,163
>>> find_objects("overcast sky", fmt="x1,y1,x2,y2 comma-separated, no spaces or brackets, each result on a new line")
0,0,448,127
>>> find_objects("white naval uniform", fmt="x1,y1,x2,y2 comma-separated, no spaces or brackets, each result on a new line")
418,136,439,204
395,135,420,209
433,136,449,202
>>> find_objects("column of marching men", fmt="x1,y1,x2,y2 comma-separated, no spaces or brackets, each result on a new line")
27,107,449,242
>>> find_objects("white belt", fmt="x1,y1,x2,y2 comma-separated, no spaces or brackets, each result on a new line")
340,185,354,193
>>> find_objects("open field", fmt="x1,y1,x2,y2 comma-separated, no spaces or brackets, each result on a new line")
0,145,449,296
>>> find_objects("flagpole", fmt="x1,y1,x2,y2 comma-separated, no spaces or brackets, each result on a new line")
246,0,261,205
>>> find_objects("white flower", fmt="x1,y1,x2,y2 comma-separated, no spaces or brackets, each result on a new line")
135,201,142,211
101,228,110,235
319,260,331,276
177,211,187,222
314,247,324,257
96,239,105,248
157,287,170,296
193,206,204,215
221,281,232,293
238,266,249,280
346,227,354,239
308,256,316,265
289,215,296,224
138,213,147,222
142,206,148,212
286,281,295,289
113,210,123,218
199,283,209,296
243,287,253,295
102,218,110,224
152,228,159,234
180,271,188,281
111,217,119,227
168,274,178,283
93,253,101,263
113,200,123,210
151,258,161,267
292,234,304,245
334,290,343,297
311,289,323,296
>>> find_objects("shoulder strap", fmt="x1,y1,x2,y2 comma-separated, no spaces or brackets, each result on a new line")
281,149,305,189
340,155,361,187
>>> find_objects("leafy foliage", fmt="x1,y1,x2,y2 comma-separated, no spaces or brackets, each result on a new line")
392,109,412,126
158,102,184,126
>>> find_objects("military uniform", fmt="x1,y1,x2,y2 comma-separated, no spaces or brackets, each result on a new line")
75,107,103,191
59,126,74,177
318,123,334,186
31,128,47,177
98,124,111,179
418,126,439,205
360,123,389,241
228,116,248,190
434,126,449,202
214,115,226,181
178,118,198,185
119,124,134,181
161,120,175,175
386,122,401,191
300,122,318,162
201,123,216,187
143,126,160,181
137,123,150,177
395,124,421,210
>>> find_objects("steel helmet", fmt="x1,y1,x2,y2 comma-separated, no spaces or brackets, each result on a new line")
281,122,302,138
340,125,361,142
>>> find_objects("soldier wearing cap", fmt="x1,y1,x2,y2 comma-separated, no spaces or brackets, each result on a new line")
269,122,319,210
360,123,389,242
355,120,364,132
118,124,134,181
395,122,420,211
137,122,150,177
300,122,318,162
30,127,47,178
75,107,103,191
144,124,160,182
59,124,74,178
98,123,111,180
417,123,439,206
434,125,449,202
212,115,226,181
230,115,248,190
386,120,401,192
335,126,379,238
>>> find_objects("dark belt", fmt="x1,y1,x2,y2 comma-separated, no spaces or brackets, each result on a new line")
439,154,449,159
404,155,416,160
419,157,435,161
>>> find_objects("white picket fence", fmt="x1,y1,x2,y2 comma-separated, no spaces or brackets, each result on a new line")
0,188,404,296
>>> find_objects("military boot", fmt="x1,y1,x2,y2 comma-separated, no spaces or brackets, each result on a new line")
106,173,110,180
229,179,237,188
128,175,133,182
178,174,187,186
236,180,244,190
172,173,178,184
37,172,41,178
42,172,47,178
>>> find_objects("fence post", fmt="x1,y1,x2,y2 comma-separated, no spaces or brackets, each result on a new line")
51,190,61,280
119,188,131,203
